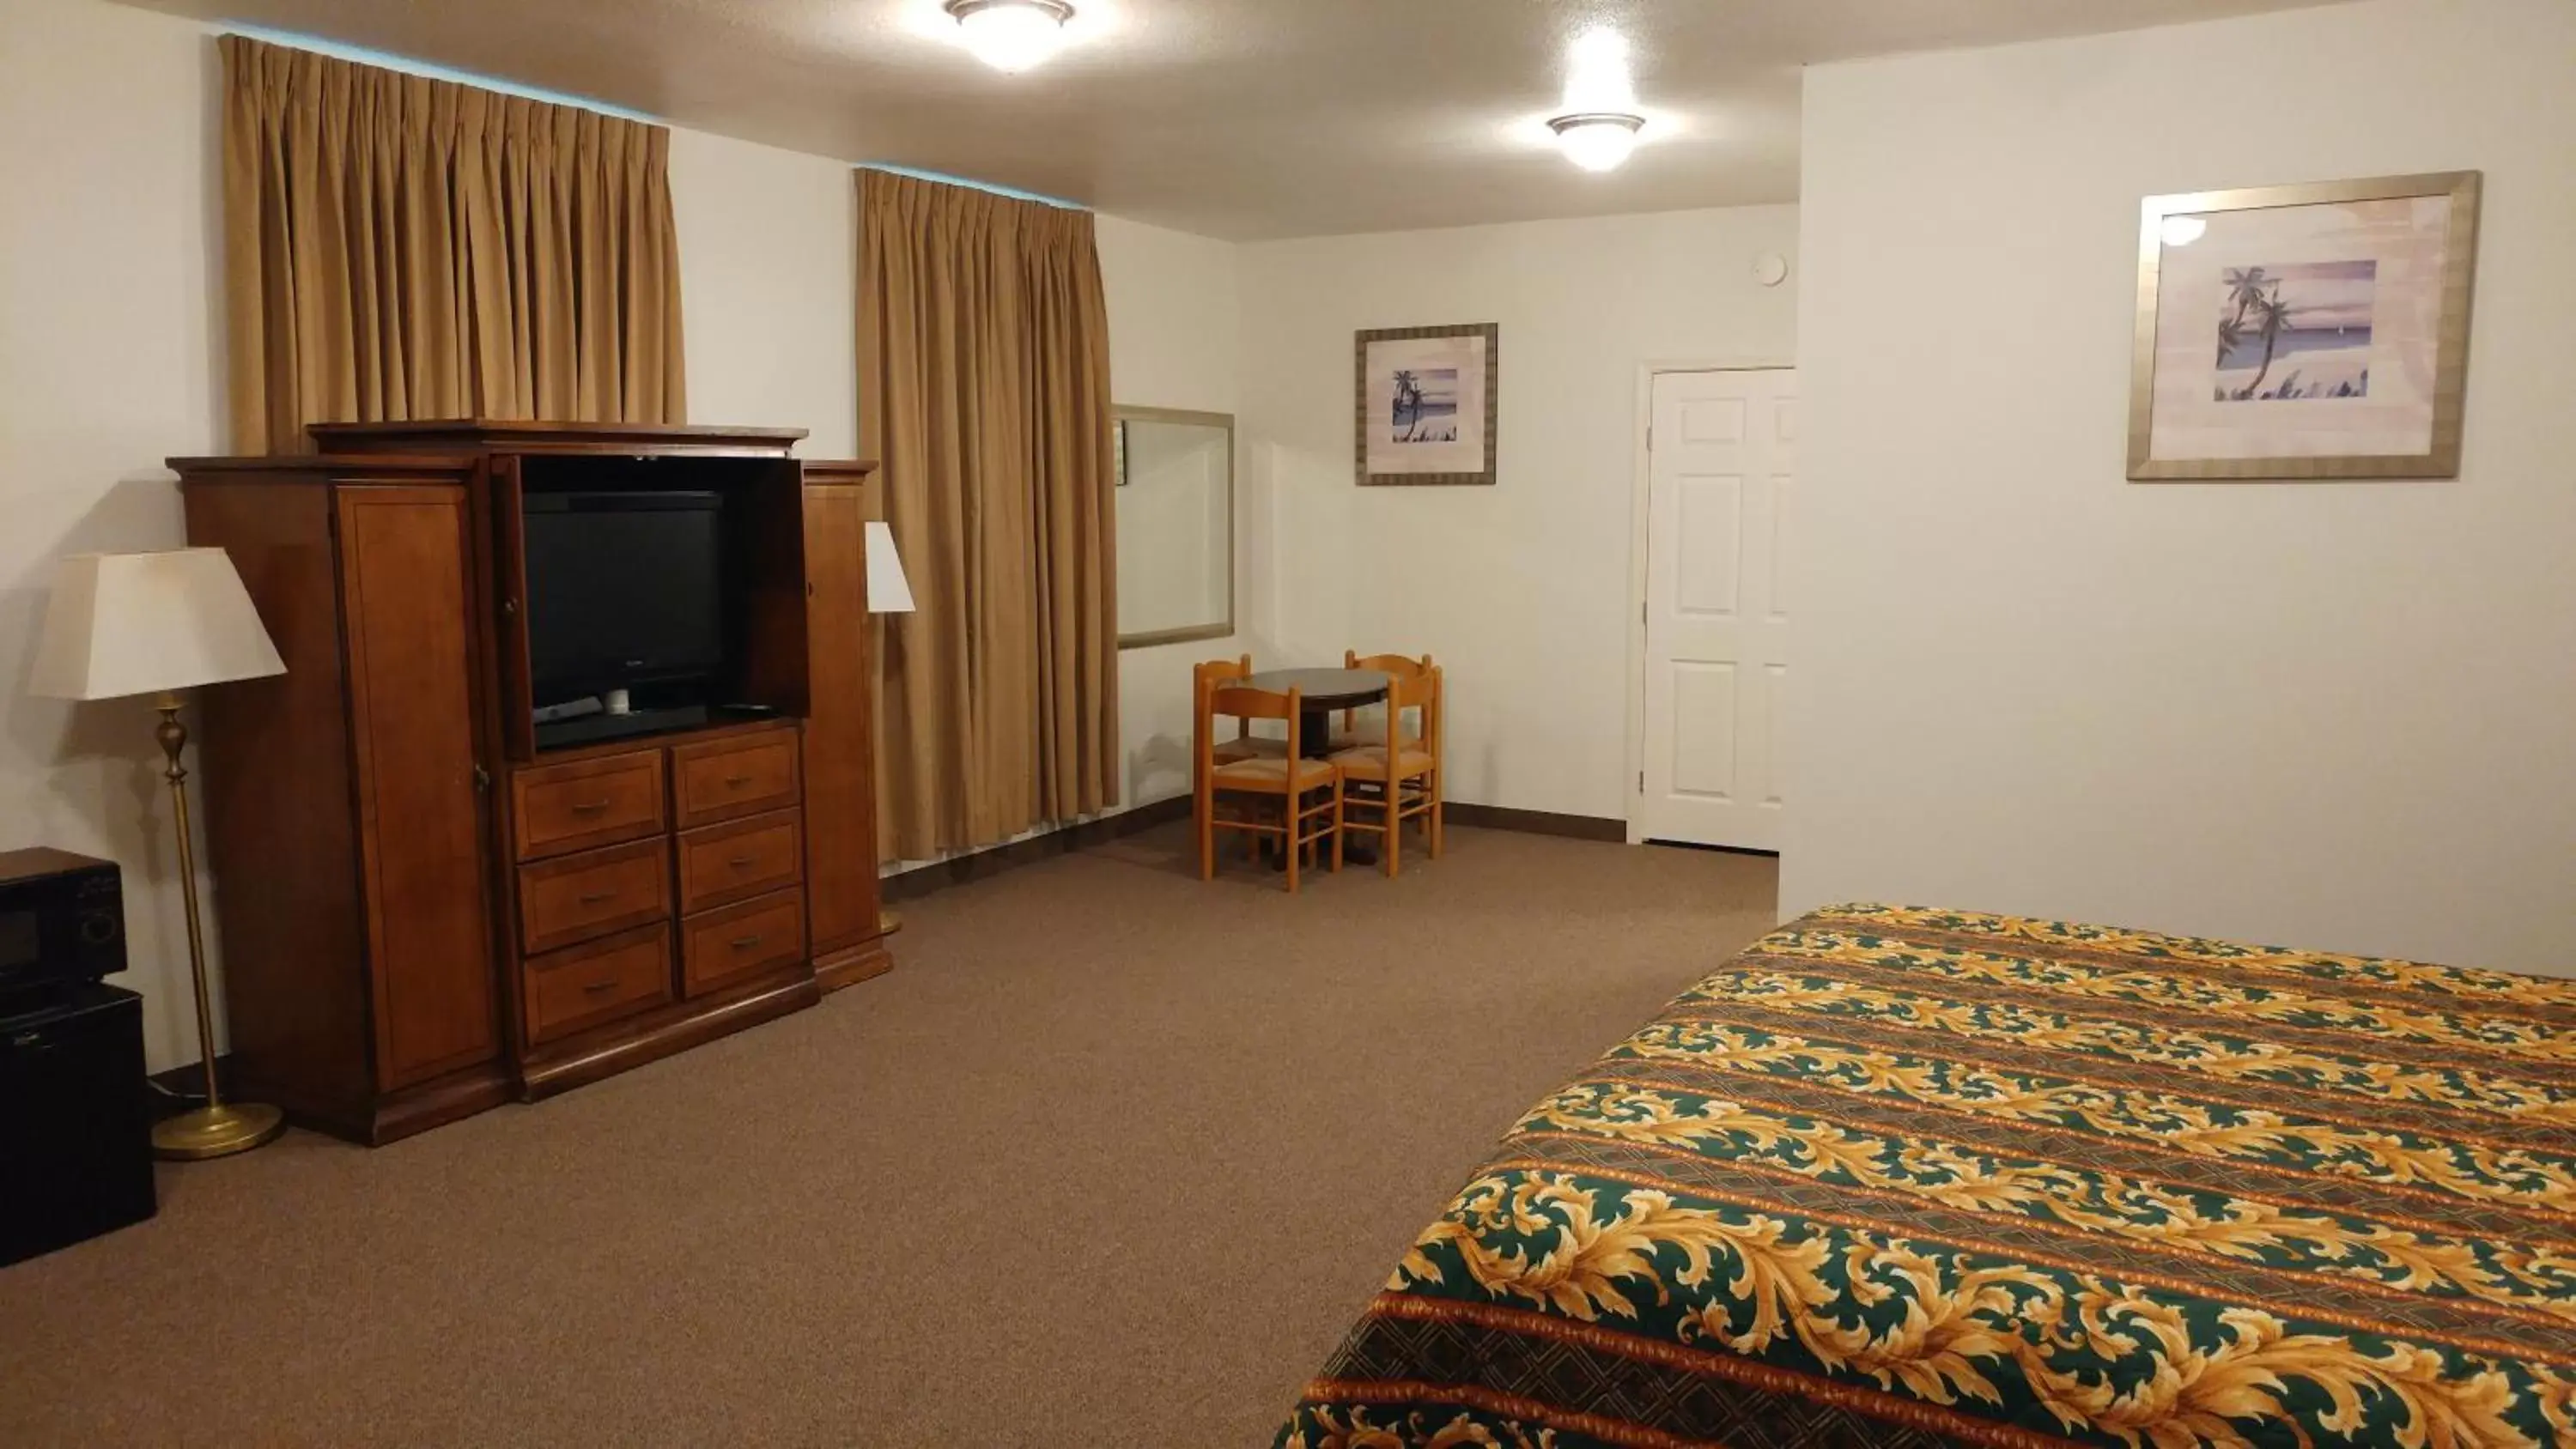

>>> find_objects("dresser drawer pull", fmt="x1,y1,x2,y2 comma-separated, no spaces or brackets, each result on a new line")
581,979,620,997
723,774,753,788
578,889,618,906
726,854,756,869
728,932,764,950
568,799,612,815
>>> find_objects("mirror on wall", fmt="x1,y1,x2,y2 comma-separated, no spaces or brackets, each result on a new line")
1114,406,1234,649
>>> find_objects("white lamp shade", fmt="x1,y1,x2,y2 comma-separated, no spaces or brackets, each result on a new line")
864,522,917,615
30,548,286,700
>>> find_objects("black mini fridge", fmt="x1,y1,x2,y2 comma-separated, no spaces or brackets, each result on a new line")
1,983,156,1265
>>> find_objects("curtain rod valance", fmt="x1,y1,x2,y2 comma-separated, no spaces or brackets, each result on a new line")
855,163,1088,213
222,26,659,124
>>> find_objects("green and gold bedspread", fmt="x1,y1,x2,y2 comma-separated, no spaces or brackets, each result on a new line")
1276,905,2576,1448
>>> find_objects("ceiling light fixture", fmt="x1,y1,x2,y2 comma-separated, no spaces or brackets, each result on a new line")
944,0,1075,73
1547,111,1645,173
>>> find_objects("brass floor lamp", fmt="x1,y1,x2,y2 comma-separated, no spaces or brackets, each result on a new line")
33,549,290,1160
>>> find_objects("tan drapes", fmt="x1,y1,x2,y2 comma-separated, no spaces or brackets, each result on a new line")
858,170,1118,858
222,35,686,452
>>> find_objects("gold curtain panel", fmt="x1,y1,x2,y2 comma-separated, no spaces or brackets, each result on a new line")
221,35,687,452
857,169,1119,859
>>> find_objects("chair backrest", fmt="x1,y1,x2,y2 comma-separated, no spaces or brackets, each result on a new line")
1346,650,1434,682
1194,654,1255,749
1195,654,1254,697
1203,684,1301,773
1207,683,1295,723
1379,666,1439,751
1342,651,1433,732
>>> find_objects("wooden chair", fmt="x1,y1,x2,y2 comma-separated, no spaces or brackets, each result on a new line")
1330,664,1443,875
1194,655,1287,860
1199,684,1342,893
1333,651,1435,749
1193,655,1285,767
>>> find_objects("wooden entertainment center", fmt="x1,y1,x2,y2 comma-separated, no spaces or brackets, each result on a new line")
173,422,892,1144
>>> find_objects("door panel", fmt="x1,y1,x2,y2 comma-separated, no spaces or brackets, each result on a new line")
484,456,536,762
800,482,882,956
337,486,499,1088
1640,368,1795,851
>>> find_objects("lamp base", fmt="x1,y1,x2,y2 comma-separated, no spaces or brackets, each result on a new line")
153,1101,287,1161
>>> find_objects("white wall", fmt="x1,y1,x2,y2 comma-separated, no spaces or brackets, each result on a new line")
1236,207,1800,820
1,0,225,1070
668,129,858,458
1097,214,1250,810
1788,0,2576,973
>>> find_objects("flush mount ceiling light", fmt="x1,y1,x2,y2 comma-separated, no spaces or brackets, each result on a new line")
1545,27,1648,172
944,0,1075,72
1547,111,1645,173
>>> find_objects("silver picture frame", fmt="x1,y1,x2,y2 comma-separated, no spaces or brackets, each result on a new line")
2128,171,2480,482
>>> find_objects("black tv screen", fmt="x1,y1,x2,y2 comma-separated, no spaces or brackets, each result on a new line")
524,492,725,703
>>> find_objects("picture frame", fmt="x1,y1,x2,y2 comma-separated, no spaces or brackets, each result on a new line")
1354,323,1499,486
2128,171,2480,482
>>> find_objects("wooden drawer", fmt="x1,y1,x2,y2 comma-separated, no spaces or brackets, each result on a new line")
518,839,670,955
671,731,800,829
513,750,666,861
680,888,806,997
523,922,672,1046
677,809,805,915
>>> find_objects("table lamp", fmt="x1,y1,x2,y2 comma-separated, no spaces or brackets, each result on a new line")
31,548,289,1160
865,522,914,932
865,520,916,616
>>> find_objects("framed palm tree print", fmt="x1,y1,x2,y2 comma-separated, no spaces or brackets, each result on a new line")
2128,171,2480,481
1355,323,1498,486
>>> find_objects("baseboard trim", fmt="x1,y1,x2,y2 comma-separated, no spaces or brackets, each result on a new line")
881,795,1194,904
878,794,1626,907
1444,802,1627,842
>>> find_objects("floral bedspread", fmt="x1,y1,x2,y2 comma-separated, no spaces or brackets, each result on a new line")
1276,904,2576,1448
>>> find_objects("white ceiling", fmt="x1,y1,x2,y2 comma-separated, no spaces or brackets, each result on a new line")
127,0,2351,239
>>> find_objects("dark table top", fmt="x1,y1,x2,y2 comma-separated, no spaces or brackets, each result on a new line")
1236,668,1390,709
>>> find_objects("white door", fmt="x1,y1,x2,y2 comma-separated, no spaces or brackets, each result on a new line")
1637,368,1795,851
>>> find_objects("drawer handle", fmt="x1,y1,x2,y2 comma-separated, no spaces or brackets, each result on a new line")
578,889,617,906
723,774,753,788
581,980,620,997
726,855,756,869
568,799,612,815
728,933,764,950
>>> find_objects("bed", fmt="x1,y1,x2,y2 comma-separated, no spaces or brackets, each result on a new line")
1275,904,2575,1448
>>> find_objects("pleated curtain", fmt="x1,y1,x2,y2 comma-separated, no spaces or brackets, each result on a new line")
857,169,1119,858
222,35,686,452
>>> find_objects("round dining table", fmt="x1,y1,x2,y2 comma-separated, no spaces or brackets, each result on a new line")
1235,667,1389,758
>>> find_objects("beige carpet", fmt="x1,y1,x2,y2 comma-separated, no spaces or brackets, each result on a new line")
1,822,1777,1447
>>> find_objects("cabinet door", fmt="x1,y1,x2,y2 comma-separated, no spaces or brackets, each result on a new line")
337,486,500,1088
483,455,537,762
801,484,883,956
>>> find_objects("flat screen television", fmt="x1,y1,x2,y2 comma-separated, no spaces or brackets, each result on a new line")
523,491,726,706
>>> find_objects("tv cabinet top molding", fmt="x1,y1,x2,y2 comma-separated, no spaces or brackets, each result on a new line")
307,419,813,458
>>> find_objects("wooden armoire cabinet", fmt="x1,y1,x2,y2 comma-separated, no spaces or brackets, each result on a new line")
176,422,892,1145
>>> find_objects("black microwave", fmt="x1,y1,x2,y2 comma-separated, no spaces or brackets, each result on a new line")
0,847,125,1000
